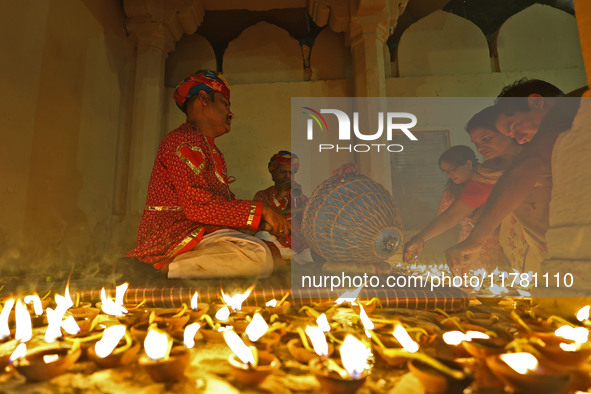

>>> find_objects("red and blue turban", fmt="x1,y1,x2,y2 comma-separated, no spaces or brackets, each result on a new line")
268,150,299,173
173,70,231,113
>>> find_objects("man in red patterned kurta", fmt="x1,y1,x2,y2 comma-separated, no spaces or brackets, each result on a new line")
127,70,289,278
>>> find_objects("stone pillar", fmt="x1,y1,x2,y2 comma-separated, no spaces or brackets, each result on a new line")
123,0,204,217
348,16,388,97
125,23,172,216
349,5,390,188
533,0,591,315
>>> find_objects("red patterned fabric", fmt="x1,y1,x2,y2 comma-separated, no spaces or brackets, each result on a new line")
127,122,262,269
457,180,495,208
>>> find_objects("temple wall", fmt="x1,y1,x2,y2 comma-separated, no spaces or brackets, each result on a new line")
0,1,588,274
0,0,135,272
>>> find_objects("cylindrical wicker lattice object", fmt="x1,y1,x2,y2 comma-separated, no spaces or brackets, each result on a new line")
302,171,403,264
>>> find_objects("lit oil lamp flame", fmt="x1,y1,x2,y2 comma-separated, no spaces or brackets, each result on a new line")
335,286,363,305
61,315,81,335
555,325,589,348
305,325,329,357
57,284,74,311
15,299,32,343
443,331,465,346
442,330,489,345
94,325,126,358
393,324,418,353
0,299,16,340
23,294,43,316
9,342,27,363
215,306,231,321
316,313,331,332
340,335,372,379
223,329,256,366
114,282,129,306
577,305,590,322
500,352,538,374
221,284,255,312
43,354,60,364
358,304,374,333
44,286,79,342
190,292,199,310
183,323,201,349
144,326,172,361
245,313,269,342
100,288,128,316
45,308,62,343
265,299,278,307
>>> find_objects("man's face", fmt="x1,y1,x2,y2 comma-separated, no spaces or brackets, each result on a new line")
495,102,547,144
271,164,291,189
206,91,233,137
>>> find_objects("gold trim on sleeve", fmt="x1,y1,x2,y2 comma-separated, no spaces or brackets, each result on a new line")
145,206,183,212
246,203,258,227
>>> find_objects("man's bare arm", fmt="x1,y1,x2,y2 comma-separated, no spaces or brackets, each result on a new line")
468,130,558,243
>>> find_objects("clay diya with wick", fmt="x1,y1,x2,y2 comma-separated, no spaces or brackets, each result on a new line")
370,332,407,367
530,326,591,372
65,307,101,334
485,352,570,393
264,292,291,315
240,313,282,352
224,328,280,386
151,304,190,331
23,294,50,327
138,325,190,382
287,326,335,364
309,334,372,394
11,343,83,382
350,298,382,315
198,313,231,343
465,310,500,328
61,318,106,358
130,316,172,344
217,283,258,319
462,336,509,359
87,325,140,368
95,299,149,326
300,305,336,321
116,306,150,327
369,323,423,368
372,319,437,348
185,291,210,321
510,309,561,336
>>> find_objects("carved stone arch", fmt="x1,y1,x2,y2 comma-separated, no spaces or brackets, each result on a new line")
398,10,490,77
224,21,303,84
495,4,584,72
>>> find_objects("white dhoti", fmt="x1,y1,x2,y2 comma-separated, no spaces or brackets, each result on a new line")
167,229,273,279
